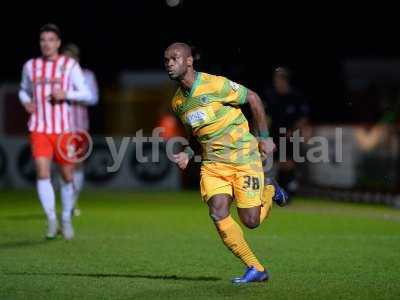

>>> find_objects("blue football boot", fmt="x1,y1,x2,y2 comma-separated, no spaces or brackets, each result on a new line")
232,266,269,284
265,177,289,207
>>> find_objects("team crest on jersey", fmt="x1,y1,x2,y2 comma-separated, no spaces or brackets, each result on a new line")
199,95,209,105
174,99,183,112
230,81,240,92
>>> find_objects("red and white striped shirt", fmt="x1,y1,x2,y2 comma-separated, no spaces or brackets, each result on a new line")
19,55,91,134
70,69,99,131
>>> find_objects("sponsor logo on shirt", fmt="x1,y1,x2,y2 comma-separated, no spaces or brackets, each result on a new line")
200,95,209,105
186,109,207,126
34,77,62,86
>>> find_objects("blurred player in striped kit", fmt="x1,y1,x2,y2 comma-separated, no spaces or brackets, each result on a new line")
19,24,92,240
62,43,99,216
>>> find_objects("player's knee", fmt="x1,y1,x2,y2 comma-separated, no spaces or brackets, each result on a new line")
61,173,73,183
37,169,50,179
242,216,260,229
60,165,74,183
35,159,51,179
208,195,231,222
209,208,229,222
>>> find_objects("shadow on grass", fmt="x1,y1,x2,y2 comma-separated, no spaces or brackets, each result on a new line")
0,239,53,249
4,214,43,221
4,272,221,282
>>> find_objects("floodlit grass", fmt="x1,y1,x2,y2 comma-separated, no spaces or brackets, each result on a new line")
1,190,399,299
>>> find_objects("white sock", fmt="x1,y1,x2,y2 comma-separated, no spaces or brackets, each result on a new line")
73,168,85,202
61,181,75,223
37,179,56,221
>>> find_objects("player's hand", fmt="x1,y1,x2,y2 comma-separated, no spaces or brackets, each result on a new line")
173,152,189,170
51,89,67,101
259,137,276,159
23,102,35,114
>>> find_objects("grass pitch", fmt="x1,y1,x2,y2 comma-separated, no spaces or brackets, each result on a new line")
0,189,399,299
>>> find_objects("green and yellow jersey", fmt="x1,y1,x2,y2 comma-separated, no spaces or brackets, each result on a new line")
171,72,260,164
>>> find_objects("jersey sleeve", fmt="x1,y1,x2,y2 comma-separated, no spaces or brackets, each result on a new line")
19,61,33,104
65,62,92,103
219,76,248,106
83,70,99,106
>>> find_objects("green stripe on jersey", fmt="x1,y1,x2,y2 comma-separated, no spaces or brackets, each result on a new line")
197,113,247,142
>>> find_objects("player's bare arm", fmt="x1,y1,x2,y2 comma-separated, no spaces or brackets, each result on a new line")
173,119,195,170
246,89,275,158
19,64,36,114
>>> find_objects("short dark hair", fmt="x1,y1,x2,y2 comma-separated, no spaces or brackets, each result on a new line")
39,23,61,39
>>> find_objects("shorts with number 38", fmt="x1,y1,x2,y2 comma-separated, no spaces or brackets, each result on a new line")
200,160,264,208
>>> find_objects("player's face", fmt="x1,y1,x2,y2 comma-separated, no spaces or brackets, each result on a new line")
274,76,289,94
164,48,188,80
40,32,61,58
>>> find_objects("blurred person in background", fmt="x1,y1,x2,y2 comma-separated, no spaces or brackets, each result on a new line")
19,24,91,239
264,67,311,200
354,85,400,150
62,43,99,216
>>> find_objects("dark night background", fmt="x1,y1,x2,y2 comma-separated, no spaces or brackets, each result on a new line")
0,1,398,125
